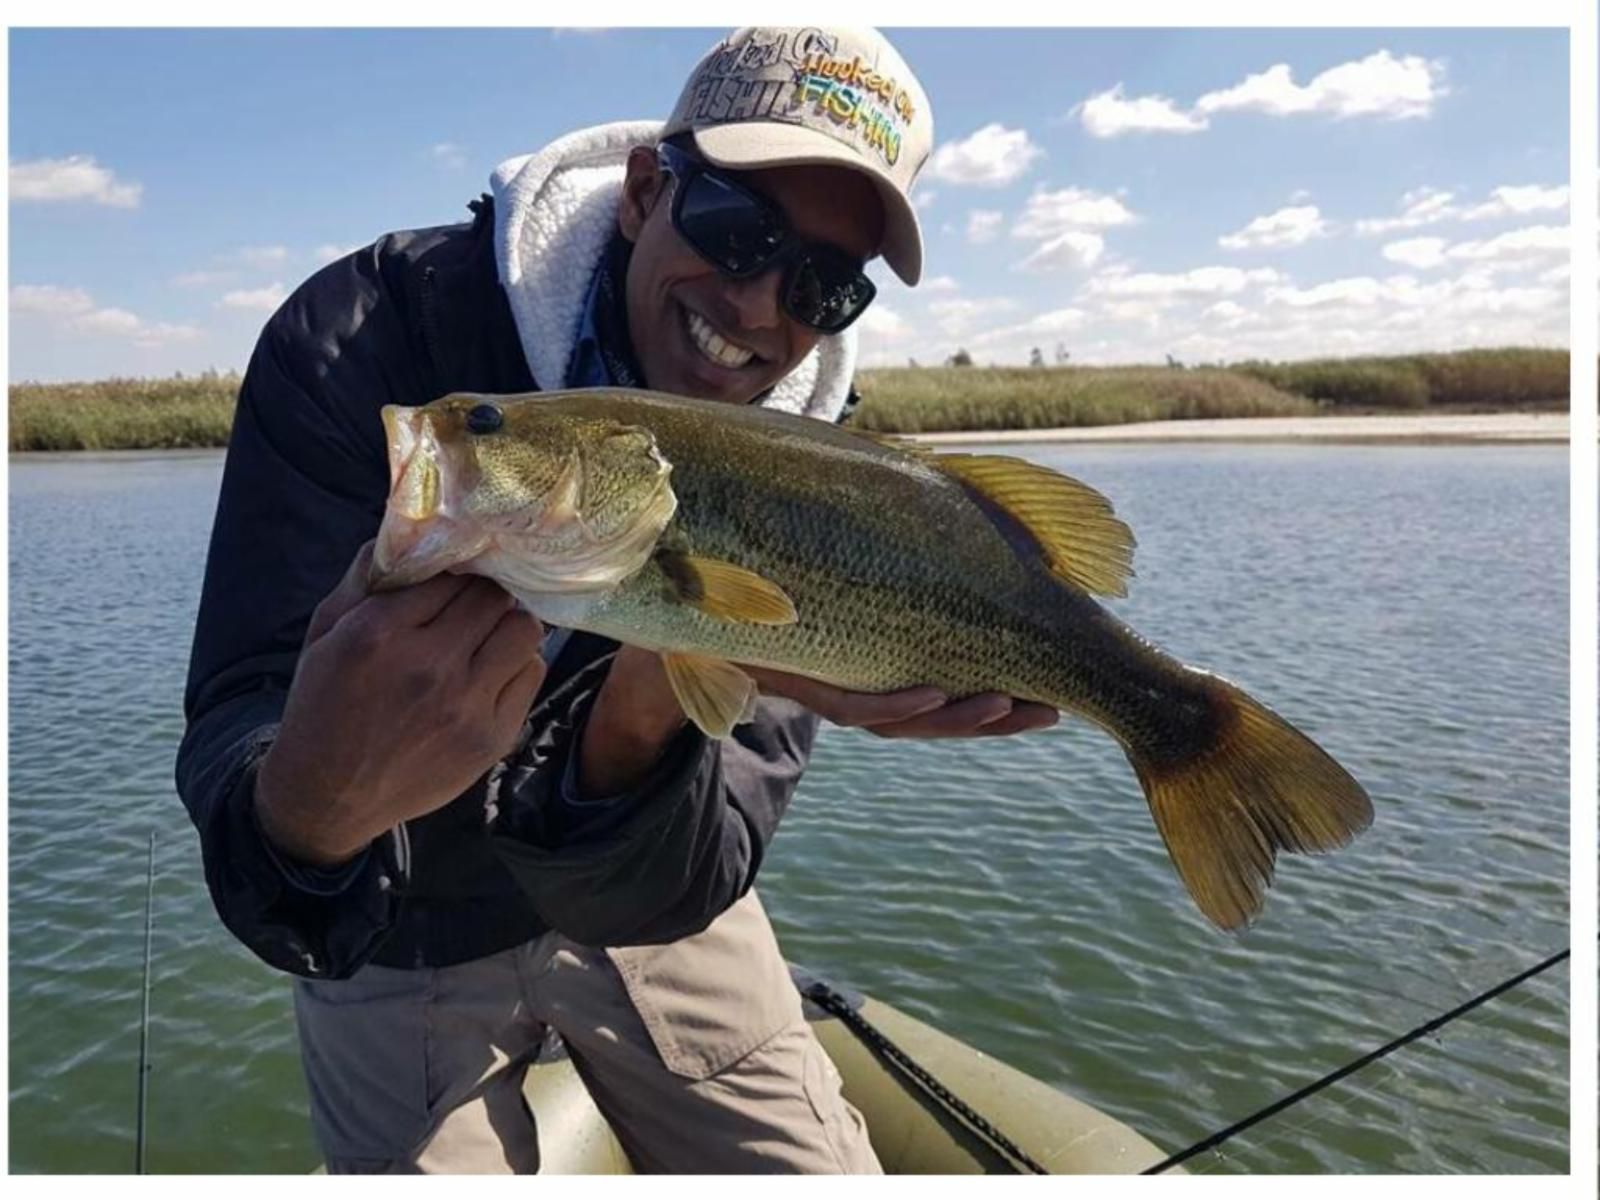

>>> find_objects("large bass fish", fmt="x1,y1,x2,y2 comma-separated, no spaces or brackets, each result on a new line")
372,388,1372,930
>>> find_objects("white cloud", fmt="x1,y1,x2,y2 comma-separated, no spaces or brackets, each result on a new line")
1539,262,1571,285
1195,50,1444,121
1087,266,1281,299
172,270,234,288
1382,237,1448,269
431,142,468,170
1016,231,1105,273
74,307,143,335
10,283,199,346
219,283,289,311
925,124,1042,187
1267,277,1390,308
313,243,361,264
914,189,937,211
1218,205,1327,250
927,297,1018,337
10,155,142,207
11,284,95,316
1075,84,1207,138
972,307,1089,347
858,304,911,341
1445,223,1568,268
1013,187,1137,239
1355,187,1459,235
1460,184,1569,221
967,209,1004,244
229,245,290,269
1203,300,1248,321
920,274,959,293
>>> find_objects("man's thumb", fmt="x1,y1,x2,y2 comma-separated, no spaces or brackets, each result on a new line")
305,540,376,644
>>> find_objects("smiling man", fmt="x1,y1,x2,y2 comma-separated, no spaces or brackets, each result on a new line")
178,26,1056,1174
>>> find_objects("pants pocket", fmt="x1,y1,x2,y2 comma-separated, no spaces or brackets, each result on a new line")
293,964,436,1166
603,890,802,1080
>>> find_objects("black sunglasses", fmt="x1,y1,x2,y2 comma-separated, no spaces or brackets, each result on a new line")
655,142,877,334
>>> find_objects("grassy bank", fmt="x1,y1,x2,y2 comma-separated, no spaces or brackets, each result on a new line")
852,365,1316,434
8,348,1571,449
855,347,1570,434
9,374,239,451
1230,348,1568,412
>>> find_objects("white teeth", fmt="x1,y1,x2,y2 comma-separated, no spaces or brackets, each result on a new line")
685,309,755,369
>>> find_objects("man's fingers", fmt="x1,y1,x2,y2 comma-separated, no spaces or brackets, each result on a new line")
869,697,1061,740
494,653,549,726
967,702,1061,738
745,666,946,728
362,568,480,629
866,692,1013,739
470,606,546,693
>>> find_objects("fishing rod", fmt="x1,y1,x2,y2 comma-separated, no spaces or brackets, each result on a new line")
1142,942,1573,1174
135,830,155,1175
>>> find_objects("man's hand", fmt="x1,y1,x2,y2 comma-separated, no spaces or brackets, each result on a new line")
743,667,1060,739
254,541,548,868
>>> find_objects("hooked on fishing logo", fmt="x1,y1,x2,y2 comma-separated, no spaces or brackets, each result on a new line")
791,52,914,167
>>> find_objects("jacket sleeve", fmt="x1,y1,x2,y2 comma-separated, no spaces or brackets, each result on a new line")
174,250,414,980
488,650,819,947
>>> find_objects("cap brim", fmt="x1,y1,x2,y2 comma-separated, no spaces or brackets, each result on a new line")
691,123,923,287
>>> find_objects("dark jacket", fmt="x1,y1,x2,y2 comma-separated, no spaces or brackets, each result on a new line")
175,196,820,979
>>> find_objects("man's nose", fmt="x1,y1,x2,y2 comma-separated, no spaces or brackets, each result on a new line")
722,268,784,331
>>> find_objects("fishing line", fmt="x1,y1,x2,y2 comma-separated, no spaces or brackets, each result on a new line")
1142,943,1571,1175
1207,976,1560,1175
135,830,156,1175
1184,1059,1404,1175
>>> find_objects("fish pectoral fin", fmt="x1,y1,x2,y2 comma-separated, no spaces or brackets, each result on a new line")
930,454,1137,598
659,651,759,738
656,550,799,626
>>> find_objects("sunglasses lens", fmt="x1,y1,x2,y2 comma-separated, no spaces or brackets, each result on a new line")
785,250,876,332
677,172,785,274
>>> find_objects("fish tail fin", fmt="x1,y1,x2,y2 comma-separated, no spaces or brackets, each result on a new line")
1123,675,1373,931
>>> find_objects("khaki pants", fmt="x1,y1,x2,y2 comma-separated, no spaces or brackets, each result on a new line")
292,891,881,1174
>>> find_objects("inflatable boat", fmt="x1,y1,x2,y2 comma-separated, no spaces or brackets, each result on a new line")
522,966,1181,1174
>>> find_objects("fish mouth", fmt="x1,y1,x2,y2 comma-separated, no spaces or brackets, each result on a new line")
381,405,439,521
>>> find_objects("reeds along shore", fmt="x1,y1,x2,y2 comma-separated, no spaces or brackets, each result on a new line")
7,348,1572,451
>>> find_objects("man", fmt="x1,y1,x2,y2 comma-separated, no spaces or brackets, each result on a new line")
177,26,1057,1174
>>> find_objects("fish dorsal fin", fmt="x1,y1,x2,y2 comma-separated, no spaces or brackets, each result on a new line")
930,454,1136,597
660,651,759,738
656,550,799,625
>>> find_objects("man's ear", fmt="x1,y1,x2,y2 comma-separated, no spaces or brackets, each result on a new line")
618,146,668,243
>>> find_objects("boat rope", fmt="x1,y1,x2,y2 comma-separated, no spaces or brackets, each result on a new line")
1141,943,1572,1174
135,829,156,1174
801,980,1049,1175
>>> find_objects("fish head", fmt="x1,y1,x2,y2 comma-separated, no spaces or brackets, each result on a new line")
371,393,677,596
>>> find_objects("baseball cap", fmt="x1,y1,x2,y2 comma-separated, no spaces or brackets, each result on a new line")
661,26,934,287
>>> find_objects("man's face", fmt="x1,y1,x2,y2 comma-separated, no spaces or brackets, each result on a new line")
617,146,885,405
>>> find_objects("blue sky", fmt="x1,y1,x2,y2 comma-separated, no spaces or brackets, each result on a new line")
9,26,1570,380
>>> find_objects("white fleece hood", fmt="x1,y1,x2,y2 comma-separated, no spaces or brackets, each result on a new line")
490,121,859,423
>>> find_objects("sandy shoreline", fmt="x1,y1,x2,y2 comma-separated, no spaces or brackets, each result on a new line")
904,412,1569,446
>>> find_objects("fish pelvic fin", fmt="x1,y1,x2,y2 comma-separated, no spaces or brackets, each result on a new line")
660,651,760,738
1127,676,1373,931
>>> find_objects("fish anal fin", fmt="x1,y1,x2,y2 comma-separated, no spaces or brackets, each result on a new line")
932,453,1136,598
660,651,759,738
656,550,798,626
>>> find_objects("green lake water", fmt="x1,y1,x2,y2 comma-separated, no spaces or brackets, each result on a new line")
8,443,1569,1173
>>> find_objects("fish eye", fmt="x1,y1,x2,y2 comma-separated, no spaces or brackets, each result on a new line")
465,403,503,435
